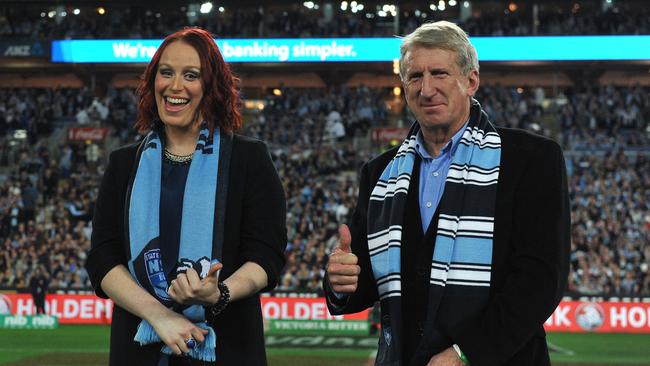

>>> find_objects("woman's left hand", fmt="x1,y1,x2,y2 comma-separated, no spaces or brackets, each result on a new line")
168,262,223,306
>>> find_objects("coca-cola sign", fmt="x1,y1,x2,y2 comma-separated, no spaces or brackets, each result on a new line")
371,127,409,143
67,127,109,141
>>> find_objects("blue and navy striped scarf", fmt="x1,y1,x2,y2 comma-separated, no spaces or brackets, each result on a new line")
125,127,229,363
368,100,501,365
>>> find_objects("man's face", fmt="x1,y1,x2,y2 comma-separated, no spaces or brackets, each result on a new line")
402,47,479,132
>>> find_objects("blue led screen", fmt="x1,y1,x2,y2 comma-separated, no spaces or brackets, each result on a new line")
51,36,650,63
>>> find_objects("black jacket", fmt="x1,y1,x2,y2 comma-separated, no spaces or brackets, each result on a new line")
325,127,570,366
86,134,287,366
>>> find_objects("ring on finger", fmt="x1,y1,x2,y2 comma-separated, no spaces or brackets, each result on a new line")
185,337,196,349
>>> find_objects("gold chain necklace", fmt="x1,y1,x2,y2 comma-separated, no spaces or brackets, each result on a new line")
164,149,193,163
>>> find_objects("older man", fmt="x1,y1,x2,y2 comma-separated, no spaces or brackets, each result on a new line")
324,21,569,366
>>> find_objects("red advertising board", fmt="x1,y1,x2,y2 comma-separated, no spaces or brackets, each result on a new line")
544,301,650,333
67,127,109,141
260,297,368,321
0,294,367,324
0,294,112,324
4,293,647,333
370,127,409,143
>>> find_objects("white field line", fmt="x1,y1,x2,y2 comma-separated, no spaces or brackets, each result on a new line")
547,341,576,356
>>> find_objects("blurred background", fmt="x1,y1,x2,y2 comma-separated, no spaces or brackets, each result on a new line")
0,0,649,365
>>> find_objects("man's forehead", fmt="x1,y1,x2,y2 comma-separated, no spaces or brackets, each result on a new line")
404,47,458,69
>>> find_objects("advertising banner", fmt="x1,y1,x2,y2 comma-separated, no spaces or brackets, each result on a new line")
5,293,647,334
0,294,367,325
370,127,409,143
67,127,110,141
260,296,368,321
51,36,650,63
544,301,650,333
266,319,369,335
0,294,113,324
0,314,58,329
0,40,48,58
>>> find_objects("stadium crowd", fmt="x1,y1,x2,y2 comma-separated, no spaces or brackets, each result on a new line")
0,84,648,298
1,2,649,39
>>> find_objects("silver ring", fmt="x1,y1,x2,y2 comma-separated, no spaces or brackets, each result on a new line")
185,337,196,349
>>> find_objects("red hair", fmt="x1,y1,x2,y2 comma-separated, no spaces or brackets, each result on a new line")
135,27,242,135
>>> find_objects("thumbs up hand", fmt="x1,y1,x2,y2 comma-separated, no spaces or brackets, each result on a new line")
168,261,223,306
326,224,361,293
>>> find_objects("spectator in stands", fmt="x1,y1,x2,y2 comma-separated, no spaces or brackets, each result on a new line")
85,27,286,365
324,21,569,365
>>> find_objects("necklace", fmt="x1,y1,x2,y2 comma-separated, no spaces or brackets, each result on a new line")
164,149,193,164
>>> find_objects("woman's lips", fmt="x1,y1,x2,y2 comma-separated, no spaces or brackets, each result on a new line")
164,98,190,112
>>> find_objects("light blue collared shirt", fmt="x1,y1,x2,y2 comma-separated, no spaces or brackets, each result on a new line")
415,121,468,233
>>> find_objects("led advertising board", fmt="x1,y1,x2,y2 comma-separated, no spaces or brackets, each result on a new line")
51,36,650,63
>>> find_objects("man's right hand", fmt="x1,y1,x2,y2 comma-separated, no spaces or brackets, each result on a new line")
326,224,361,293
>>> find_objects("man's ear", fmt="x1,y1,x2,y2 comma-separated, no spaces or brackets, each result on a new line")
466,69,480,97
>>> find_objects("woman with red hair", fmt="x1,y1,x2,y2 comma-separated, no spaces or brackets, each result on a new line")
86,28,286,365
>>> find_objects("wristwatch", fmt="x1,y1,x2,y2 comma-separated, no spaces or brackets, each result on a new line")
205,282,230,321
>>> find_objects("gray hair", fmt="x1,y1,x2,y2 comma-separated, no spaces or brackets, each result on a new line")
399,21,479,80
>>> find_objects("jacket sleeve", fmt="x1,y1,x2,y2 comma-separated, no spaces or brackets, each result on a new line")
324,161,379,314
236,140,287,292
450,138,571,365
86,150,129,299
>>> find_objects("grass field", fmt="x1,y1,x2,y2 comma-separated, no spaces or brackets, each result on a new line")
1,326,649,365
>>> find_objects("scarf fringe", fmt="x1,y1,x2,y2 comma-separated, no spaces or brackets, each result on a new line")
135,320,217,362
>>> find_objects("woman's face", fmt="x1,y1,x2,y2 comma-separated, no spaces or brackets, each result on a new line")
154,41,204,131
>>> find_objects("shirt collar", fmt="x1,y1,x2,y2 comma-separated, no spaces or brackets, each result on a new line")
415,120,469,160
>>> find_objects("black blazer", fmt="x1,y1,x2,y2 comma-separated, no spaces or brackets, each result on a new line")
326,127,570,366
86,134,287,366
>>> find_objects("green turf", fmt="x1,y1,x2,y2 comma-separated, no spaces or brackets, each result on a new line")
2,326,650,366
0,325,109,364
548,332,650,365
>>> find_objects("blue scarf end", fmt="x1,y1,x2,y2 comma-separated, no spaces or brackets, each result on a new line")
134,319,217,362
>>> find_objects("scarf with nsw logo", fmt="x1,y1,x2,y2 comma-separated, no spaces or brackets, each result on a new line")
125,126,231,362
367,100,501,365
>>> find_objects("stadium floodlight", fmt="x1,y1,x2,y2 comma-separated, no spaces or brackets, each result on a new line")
341,1,348,11
48,11,56,18
463,1,470,8
438,0,446,11
73,8,80,15
430,4,437,11
378,10,387,17
351,1,357,6
303,1,315,9
40,12,46,17
449,0,457,6
61,11,67,17
97,7,105,15
218,6,225,12
200,2,213,13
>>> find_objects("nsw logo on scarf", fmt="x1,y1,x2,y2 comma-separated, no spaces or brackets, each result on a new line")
144,249,171,301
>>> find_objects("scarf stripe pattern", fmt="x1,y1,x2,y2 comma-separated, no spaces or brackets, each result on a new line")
367,101,501,364
127,127,220,362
